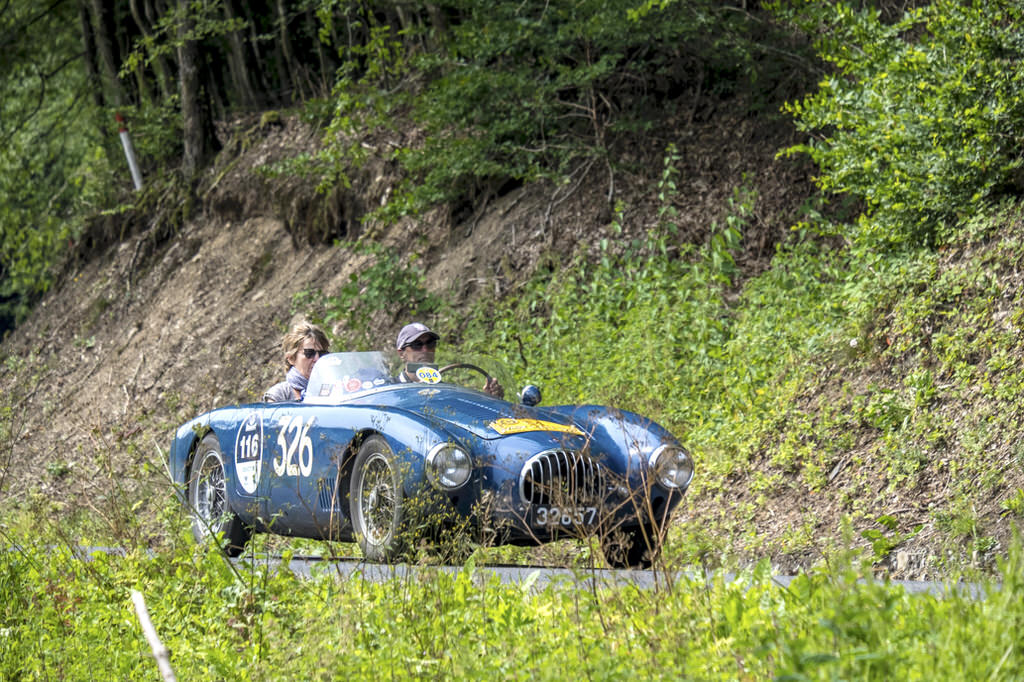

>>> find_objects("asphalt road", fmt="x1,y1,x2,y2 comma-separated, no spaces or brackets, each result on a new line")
231,553,991,598
62,547,990,597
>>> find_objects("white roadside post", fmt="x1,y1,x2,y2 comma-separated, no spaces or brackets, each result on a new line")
131,589,177,681
116,112,144,191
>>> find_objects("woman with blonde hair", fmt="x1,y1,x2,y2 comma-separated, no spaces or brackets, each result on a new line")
262,321,329,402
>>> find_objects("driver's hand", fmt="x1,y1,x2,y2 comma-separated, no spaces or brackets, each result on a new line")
483,377,505,399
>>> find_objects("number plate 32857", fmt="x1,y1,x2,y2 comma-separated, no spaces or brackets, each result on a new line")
532,506,597,527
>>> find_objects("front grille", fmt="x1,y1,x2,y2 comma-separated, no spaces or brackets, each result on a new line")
519,450,605,505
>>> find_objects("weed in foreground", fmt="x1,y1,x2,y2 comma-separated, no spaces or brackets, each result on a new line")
2,521,1024,680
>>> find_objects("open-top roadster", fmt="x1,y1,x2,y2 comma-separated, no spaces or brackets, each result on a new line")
169,352,694,568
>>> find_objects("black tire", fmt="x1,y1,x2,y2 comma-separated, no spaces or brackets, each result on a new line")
601,524,660,570
349,435,407,561
187,433,251,556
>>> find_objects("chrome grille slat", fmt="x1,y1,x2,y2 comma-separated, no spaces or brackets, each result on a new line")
519,450,605,505
318,479,339,511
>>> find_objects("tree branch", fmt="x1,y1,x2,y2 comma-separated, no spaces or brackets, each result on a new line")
0,0,70,51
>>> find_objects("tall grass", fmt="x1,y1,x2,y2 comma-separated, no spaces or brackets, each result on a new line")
2,520,1021,680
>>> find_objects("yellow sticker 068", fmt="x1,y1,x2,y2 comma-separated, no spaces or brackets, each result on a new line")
488,418,584,436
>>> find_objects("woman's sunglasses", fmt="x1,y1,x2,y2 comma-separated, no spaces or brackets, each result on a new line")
302,348,328,359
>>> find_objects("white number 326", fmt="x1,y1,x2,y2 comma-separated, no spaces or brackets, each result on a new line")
274,415,314,477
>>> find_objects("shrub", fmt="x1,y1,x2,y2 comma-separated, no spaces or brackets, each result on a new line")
318,0,783,219
776,0,1024,248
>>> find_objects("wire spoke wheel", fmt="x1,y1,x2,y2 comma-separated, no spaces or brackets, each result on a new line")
350,435,407,561
358,452,398,545
187,433,250,556
194,453,227,528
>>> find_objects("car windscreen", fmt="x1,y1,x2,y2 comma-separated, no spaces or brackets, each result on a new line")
303,351,394,404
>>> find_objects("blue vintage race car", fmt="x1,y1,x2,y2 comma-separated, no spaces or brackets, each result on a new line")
169,352,694,568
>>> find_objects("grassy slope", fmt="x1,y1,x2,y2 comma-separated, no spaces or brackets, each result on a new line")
3,142,1022,581
1,102,1021,583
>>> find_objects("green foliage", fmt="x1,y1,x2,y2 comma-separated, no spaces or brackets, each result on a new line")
2,521,1024,679
861,515,921,563
114,103,184,167
452,162,847,486
292,240,440,349
310,13,416,193
776,0,1024,248
1002,489,1024,517
122,2,247,75
0,1,114,325
316,0,780,219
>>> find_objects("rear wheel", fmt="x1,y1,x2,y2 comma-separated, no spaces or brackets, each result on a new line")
187,433,250,556
349,435,408,561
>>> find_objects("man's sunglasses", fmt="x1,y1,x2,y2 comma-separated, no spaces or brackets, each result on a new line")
302,348,328,359
404,339,437,351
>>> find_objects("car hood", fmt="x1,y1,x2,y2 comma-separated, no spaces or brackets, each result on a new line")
345,384,590,443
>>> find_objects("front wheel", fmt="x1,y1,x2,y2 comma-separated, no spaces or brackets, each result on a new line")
187,433,251,556
601,524,660,570
349,435,408,561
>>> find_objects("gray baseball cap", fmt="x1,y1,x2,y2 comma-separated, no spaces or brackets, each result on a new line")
396,322,439,349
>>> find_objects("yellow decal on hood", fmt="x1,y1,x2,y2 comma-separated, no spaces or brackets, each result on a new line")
489,418,584,436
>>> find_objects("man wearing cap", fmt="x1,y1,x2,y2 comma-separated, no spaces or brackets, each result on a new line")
395,322,504,398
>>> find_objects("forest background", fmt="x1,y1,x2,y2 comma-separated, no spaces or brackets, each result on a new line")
4,0,1024,678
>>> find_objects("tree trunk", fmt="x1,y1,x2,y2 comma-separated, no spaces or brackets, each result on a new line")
305,8,332,96
426,3,448,52
129,0,173,101
87,0,125,106
178,0,206,178
241,1,274,100
222,0,259,110
77,0,105,111
275,0,300,101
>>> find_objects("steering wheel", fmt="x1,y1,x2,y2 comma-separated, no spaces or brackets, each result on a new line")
438,363,504,398
438,363,492,382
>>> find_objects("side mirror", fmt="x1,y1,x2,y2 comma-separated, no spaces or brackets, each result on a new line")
519,384,541,407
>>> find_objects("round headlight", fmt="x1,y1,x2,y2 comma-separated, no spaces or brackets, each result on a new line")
425,443,472,490
648,445,694,490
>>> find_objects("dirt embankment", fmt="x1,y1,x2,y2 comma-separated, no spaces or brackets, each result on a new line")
0,111,813,552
